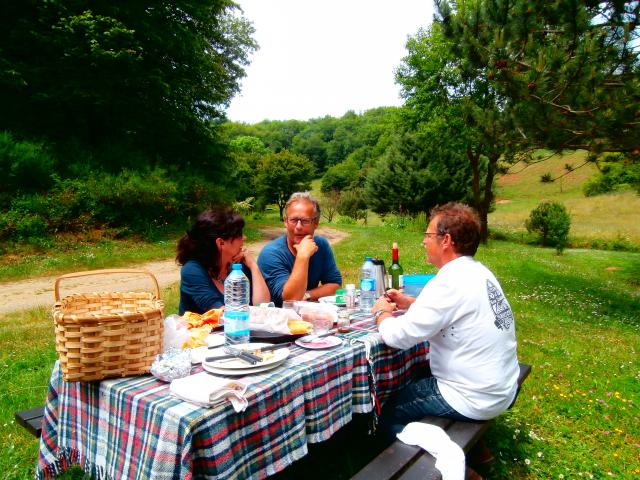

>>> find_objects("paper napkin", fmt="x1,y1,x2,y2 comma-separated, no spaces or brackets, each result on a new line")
170,371,248,412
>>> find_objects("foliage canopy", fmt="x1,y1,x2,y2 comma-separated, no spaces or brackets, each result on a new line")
255,150,315,220
436,0,640,155
0,0,257,171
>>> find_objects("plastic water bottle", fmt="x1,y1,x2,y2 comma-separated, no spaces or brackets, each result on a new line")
344,283,357,310
223,264,250,345
359,256,376,313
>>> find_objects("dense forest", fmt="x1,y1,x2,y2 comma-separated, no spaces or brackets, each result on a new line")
1,0,638,246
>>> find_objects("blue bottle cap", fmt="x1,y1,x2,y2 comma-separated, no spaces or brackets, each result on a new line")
231,263,243,270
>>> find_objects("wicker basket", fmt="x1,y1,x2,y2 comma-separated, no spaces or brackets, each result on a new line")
53,269,165,382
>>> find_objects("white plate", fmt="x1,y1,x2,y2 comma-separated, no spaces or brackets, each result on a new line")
206,334,225,348
295,335,343,350
204,343,290,370
202,357,288,376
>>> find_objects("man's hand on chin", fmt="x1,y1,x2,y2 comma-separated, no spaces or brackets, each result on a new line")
293,235,318,259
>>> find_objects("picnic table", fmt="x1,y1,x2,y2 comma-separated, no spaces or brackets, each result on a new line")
36,315,429,480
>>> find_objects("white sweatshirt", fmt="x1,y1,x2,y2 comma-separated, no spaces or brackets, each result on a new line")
379,256,519,420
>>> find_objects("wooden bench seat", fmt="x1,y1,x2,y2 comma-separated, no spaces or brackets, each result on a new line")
15,405,45,438
352,363,532,480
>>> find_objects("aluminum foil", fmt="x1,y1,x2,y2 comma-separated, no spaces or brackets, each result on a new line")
150,347,192,382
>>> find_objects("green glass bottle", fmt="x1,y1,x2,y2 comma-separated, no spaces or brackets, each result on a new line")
390,242,404,290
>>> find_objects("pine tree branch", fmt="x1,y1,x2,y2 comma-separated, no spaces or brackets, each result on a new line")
549,159,592,182
504,151,559,174
529,95,600,115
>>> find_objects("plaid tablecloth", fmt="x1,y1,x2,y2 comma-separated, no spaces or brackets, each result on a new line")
36,315,428,480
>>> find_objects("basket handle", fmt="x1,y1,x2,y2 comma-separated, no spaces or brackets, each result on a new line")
54,268,161,302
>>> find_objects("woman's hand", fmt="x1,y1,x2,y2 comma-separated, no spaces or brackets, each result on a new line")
232,248,257,268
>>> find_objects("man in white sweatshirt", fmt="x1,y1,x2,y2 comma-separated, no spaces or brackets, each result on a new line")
372,202,519,441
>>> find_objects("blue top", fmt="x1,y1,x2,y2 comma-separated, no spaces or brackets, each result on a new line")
257,235,342,307
178,260,252,315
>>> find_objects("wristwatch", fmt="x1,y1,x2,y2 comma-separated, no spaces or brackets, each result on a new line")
373,309,391,321
303,291,312,301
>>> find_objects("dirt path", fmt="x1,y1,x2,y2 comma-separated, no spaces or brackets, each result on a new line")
0,227,349,315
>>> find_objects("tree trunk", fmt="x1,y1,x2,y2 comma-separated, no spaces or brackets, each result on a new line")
467,148,488,242
480,153,498,242
466,148,497,243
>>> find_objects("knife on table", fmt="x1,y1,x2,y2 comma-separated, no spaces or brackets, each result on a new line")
205,343,291,363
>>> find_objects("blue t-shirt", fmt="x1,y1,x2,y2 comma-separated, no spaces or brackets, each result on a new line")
178,260,253,315
257,235,342,307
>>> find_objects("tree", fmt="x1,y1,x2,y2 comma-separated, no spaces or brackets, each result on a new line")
255,150,315,219
337,189,368,224
320,190,341,223
436,0,640,156
227,136,269,200
321,156,361,193
396,23,518,239
526,201,571,254
364,129,471,216
0,1,257,171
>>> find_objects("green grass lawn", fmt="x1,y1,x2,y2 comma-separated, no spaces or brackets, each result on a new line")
1,220,638,479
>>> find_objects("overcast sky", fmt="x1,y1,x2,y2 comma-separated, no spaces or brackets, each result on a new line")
225,0,435,124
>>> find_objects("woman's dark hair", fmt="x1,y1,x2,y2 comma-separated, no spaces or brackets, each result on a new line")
429,203,481,256
176,208,245,278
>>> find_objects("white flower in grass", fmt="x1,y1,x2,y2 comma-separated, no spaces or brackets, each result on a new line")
529,430,542,440
525,459,531,465
537,451,543,458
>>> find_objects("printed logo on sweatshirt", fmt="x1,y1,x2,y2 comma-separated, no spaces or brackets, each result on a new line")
486,279,514,330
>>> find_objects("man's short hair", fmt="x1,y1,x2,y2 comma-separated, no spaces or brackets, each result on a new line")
285,192,321,219
429,203,481,256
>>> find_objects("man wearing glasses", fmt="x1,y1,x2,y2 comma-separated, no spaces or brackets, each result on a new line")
371,203,519,454
258,192,342,306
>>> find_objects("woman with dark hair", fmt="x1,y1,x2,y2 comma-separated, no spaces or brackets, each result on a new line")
176,208,270,314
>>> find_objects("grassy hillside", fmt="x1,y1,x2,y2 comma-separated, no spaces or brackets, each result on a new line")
490,151,640,247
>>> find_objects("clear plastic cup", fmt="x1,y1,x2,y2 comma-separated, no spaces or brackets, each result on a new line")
282,300,297,311
300,307,333,335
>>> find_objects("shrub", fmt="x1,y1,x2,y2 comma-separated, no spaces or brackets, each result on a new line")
0,131,55,201
525,201,571,254
87,168,180,232
233,197,255,217
540,172,553,183
583,153,640,196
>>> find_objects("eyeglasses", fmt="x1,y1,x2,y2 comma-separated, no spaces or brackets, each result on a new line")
424,231,442,238
286,217,317,226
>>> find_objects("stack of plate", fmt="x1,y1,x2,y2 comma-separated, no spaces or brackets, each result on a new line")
202,343,290,376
